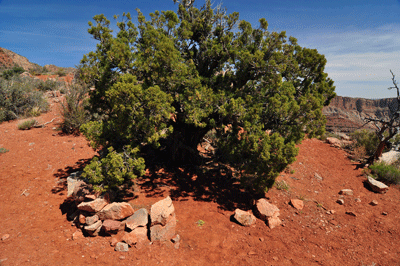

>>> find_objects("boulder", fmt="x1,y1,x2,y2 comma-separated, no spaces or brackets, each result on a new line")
150,196,175,226
150,213,177,241
339,189,353,196
233,209,256,226
126,208,148,231
102,220,122,235
367,176,389,194
115,242,129,252
77,198,107,213
84,220,102,236
71,181,91,204
97,202,135,221
379,150,400,165
290,199,304,210
326,137,342,148
255,199,280,221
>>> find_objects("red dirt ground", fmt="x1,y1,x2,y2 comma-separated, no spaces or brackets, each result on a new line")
1,97,400,266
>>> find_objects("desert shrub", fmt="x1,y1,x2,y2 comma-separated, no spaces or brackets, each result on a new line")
81,146,146,192
274,180,290,191
18,119,37,130
369,161,400,185
60,84,90,134
37,79,62,91
0,77,49,122
1,66,25,80
352,145,367,161
0,147,9,154
56,69,67,77
350,129,380,157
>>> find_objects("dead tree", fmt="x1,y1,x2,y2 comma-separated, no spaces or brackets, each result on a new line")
364,70,400,164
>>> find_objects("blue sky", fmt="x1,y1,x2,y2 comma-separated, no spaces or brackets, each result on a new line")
1,0,400,98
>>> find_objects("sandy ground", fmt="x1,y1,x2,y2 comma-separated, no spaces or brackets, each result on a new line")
1,96,400,266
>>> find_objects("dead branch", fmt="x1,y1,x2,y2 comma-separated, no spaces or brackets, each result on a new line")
33,118,58,128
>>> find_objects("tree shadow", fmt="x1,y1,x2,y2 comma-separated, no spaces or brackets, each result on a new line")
137,163,257,212
51,158,91,195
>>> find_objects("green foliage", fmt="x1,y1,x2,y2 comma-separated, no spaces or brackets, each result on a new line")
1,66,25,80
0,77,49,122
56,69,67,77
79,0,335,193
81,146,146,192
274,180,290,191
37,79,62,91
350,129,380,157
369,161,400,185
0,147,9,154
60,84,90,134
18,119,37,130
196,220,205,226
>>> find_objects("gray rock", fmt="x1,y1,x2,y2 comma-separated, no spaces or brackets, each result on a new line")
77,198,108,213
85,215,99,226
367,176,389,194
339,189,353,196
233,209,256,226
97,202,135,221
115,242,129,252
84,220,102,236
126,208,148,231
337,199,345,205
379,151,400,165
150,196,175,226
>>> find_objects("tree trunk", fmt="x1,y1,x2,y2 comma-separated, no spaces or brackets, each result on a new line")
168,122,210,165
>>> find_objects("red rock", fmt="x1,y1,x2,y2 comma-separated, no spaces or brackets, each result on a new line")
339,189,353,196
267,216,282,229
255,199,280,221
290,199,304,210
150,213,177,241
77,198,107,213
110,236,119,247
79,214,86,225
102,220,121,235
233,209,256,226
370,200,378,206
72,230,84,240
1,234,10,241
329,220,338,226
84,220,102,236
150,196,175,226
122,232,138,246
97,202,135,221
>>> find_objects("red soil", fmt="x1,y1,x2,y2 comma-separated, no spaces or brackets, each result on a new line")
1,98,400,265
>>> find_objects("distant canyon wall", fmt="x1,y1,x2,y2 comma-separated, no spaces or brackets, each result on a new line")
323,96,398,133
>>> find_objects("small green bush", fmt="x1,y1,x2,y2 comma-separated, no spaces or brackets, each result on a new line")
18,119,37,130
0,147,9,154
56,69,67,77
350,129,380,157
1,66,25,80
369,161,400,185
37,79,62,91
274,180,290,191
0,77,49,122
60,85,90,134
81,146,146,193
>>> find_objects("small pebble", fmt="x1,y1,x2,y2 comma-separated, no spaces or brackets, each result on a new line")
370,200,378,206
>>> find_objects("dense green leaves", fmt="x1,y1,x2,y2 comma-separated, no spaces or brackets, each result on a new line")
79,0,335,193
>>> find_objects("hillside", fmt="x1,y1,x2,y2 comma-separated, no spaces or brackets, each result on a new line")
323,96,398,133
0,96,400,265
0,47,74,75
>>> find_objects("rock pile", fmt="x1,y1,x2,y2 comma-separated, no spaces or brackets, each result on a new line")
67,176,178,251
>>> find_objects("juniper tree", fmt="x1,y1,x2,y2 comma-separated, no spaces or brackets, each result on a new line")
79,0,335,193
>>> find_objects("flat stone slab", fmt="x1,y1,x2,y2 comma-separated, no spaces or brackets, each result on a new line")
150,196,175,226
98,202,135,221
77,198,108,213
255,199,280,221
126,208,148,231
367,176,389,194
